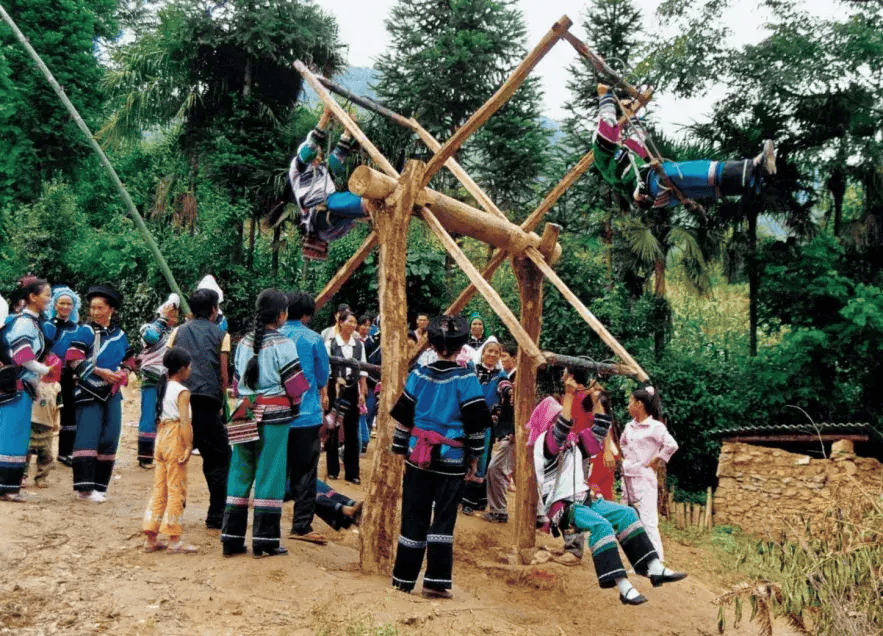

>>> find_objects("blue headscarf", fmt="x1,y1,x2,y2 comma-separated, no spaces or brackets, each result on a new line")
47,286,81,323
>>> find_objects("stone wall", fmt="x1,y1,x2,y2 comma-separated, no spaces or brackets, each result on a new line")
714,441,883,538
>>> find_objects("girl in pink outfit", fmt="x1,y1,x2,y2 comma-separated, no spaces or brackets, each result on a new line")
620,386,678,562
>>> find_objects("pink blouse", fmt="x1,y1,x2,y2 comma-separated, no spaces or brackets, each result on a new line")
620,416,678,478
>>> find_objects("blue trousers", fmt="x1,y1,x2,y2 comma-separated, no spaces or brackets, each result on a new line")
649,159,760,206
0,392,34,494
569,498,658,587
72,393,123,493
138,385,158,463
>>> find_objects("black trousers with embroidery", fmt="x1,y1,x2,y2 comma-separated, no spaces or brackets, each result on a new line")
392,465,463,593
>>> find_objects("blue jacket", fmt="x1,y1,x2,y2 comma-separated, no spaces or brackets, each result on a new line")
280,320,329,428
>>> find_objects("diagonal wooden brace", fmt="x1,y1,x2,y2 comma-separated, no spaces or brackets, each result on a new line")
419,206,546,365
524,246,648,381
421,15,573,187
314,231,380,312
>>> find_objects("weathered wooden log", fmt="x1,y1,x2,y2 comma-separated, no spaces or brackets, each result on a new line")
316,75,416,130
538,223,561,260
358,162,422,575
540,352,635,377
512,253,544,551
350,165,561,264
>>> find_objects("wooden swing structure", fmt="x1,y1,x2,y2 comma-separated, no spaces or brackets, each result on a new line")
295,15,655,574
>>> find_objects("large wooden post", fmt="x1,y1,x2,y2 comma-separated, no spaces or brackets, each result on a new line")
511,254,544,552
359,161,423,574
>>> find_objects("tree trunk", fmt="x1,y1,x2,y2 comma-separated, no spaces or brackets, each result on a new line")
271,225,281,276
653,258,666,358
511,254,543,554
828,167,846,238
747,206,759,357
359,160,423,575
247,215,257,269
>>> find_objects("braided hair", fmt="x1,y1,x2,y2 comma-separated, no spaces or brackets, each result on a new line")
243,289,288,390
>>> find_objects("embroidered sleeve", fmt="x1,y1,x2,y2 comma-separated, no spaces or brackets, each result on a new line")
497,376,513,404
66,327,93,374
280,359,308,402
545,413,574,458
119,339,137,373
390,388,416,456
139,316,170,346
328,136,357,179
591,413,613,445
294,127,328,173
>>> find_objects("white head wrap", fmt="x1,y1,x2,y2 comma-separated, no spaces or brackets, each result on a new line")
472,335,502,369
197,275,223,305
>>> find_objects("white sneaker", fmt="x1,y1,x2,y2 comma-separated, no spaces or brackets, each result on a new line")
88,491,107,503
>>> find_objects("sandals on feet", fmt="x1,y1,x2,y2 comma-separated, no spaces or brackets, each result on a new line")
289,531,328,545
144,542,168,553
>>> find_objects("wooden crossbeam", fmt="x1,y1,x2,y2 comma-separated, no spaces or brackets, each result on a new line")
411,119,507,220
524,246,648,381
419,206,546,364
314,231,380,312
421,16,573,187
295,61,399,178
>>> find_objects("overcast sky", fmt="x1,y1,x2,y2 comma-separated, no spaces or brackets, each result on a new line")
312,0,843,130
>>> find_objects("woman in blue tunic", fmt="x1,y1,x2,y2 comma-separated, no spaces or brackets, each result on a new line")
67,285,135,503
223,289,309,558
0,277,55,501
43,286,81,466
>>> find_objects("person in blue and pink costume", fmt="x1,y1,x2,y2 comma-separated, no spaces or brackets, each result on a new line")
0,277,59,501
43,286,81,467
67,285,136,503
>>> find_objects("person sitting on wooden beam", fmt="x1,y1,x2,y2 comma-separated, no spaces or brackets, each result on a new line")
281,106,370,261
593,84,777,209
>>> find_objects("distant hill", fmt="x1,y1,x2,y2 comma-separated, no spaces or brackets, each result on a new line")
303,66,564,145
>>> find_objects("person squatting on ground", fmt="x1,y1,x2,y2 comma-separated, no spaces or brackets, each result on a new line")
593,84,776,209
620,386,678,562
136,294,180,469
462,337,512,515
286,107,369,260
280,291,330,546
313,478,362,532
530,369,686,605
43,286,81,467
167,288,231,530
222,289,309,559
390,315,493,599
0,278,59,501
142,347,197,554
67,285,135,503
323,308,367,485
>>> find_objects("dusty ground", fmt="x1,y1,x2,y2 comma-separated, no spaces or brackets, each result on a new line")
0,385,797,636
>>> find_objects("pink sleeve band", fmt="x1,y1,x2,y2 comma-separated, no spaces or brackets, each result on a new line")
65,349,86,363
624,137,649,160
12,346,37,365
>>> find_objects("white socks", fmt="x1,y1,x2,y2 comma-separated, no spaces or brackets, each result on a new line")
648,558,678,577
616,578,638,599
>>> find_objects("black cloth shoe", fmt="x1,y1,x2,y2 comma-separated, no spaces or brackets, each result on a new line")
222,544,247,558
253,545,289,559
205,520,223,530
649,570,688,587
422,587,453,600
619,590,648,605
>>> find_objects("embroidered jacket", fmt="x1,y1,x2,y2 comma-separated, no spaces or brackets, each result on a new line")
0,310,46,401
390,361,492,476
137,315,175,386
279,320,329,428
234,329,308,425
66,323,135,405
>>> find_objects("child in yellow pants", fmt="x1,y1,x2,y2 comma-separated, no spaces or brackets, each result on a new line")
142,347,196,553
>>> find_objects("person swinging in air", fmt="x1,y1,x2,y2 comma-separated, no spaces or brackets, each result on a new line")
284,106,371,261
593,84,777,209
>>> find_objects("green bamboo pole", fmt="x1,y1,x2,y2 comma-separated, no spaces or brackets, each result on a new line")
0,4,191,314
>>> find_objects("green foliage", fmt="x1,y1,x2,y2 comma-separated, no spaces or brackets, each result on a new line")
0,0,115,206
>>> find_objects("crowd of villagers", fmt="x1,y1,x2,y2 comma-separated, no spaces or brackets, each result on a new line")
8,87,786,600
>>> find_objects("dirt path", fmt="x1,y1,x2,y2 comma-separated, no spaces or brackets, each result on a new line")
0,385,788,636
